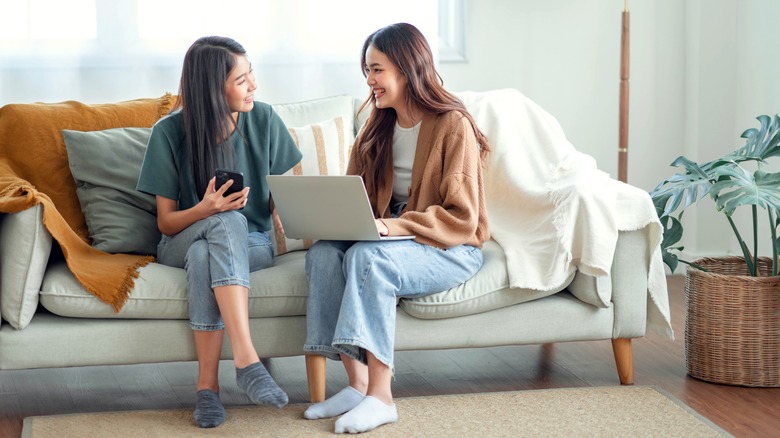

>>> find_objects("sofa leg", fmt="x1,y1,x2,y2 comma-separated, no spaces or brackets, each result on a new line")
611,338,634,385
306,354,327,402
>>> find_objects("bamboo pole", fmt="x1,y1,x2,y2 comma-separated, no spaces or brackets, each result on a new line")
618,0,630,183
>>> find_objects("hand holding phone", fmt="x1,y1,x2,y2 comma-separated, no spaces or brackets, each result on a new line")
215,168,244,196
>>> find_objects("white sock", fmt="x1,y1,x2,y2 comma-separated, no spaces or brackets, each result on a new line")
334,396,398,434
303,386,365,420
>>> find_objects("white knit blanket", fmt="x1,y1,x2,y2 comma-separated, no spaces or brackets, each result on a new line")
458,89,672,339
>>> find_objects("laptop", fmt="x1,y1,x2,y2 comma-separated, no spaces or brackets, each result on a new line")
266,175,415,241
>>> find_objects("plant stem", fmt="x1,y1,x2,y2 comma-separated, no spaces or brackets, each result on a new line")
770,209,779,276
752,205,758,274
727,214,756,276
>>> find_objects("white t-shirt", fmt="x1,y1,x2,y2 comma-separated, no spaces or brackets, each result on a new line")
392,120,420,208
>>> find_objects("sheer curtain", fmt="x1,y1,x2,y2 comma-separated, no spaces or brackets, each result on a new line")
0,0,440,105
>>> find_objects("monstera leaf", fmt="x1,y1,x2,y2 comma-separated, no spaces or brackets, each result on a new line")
650,156,714,219
710,166,780,216
725,114,780,163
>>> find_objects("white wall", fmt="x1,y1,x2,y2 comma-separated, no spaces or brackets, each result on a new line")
440,0,780,264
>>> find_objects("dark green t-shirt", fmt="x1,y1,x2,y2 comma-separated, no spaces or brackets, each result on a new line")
136,102,302,233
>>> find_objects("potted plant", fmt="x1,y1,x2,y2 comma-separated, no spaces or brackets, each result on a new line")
650,114,780,387
651,114,780,275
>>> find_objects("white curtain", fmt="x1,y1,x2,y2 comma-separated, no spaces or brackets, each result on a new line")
0,0,439,105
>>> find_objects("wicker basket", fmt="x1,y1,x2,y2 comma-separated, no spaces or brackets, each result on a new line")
685,257,780,387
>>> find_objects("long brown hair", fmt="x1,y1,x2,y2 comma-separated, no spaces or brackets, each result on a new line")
173,36,244,199
356,23,489,188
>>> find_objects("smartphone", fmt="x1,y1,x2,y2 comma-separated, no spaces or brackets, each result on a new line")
215,168,244,196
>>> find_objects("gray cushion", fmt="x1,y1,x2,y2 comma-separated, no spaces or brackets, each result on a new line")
63,127,160,255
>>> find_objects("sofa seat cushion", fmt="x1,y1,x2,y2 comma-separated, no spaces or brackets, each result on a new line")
39,251,308,319
399,239,573,319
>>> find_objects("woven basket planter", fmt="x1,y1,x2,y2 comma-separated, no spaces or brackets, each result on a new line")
685,257,780,387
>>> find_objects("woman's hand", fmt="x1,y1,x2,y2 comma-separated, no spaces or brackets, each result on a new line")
375,219,389,236
202,176,249,214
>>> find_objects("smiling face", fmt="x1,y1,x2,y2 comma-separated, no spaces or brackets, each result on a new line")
364,45,408,112
225,54,256,115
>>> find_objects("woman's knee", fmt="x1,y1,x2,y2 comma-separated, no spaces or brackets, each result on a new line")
184,240,209,270
305,240,349,273
209,210,247,231
343,241,384,268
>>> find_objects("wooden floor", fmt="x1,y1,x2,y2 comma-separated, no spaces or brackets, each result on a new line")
1,275,779,437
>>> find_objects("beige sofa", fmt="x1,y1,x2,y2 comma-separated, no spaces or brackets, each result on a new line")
0,90,671,402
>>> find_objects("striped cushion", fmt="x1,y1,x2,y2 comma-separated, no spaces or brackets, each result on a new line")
271,116,351,255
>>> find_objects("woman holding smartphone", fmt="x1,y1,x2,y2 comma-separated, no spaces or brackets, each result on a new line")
137,36,302,428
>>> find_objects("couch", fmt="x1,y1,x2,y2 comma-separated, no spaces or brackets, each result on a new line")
0,90,672,403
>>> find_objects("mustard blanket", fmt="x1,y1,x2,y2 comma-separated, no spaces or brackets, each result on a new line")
0,95,174,311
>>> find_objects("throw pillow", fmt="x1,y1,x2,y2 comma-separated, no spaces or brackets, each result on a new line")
271,116,350,255
63,127,160,255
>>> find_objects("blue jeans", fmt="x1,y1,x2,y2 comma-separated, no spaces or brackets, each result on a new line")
303,240,483,367
156,211,274,331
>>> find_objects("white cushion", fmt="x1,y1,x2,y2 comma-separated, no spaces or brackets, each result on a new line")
0,205,52,330
39,251,309,319
399,240,573,319
567,271,612,308
272,94,356,136
270,116,351,255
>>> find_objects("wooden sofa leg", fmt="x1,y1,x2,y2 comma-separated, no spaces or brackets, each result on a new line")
611,338,634,385
306,354,327,402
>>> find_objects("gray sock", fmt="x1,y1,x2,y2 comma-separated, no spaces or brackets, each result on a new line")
193,389,226,428
236,361,289,408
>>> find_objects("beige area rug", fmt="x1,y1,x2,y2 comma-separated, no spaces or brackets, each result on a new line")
23,386,729,437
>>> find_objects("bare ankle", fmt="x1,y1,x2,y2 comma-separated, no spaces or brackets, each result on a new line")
366,392,393,405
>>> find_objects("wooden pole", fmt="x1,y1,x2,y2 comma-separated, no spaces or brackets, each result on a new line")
618,1,630,183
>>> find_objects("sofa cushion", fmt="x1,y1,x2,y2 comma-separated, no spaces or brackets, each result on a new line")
39,251,309,319
272,95,356,136
0,204,53,330
271,116,351,255
399,239,574,319
63,127,160,256
567,271,612,308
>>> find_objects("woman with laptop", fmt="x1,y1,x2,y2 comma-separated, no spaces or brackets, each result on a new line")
303,23,491,433
137,36,302,428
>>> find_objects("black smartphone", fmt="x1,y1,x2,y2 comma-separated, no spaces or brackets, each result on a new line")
215,168,244,196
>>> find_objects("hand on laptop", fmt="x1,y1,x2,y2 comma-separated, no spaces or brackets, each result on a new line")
375,219,389,236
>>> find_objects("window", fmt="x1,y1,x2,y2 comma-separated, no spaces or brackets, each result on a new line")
0,0,96,53
0,0,455,103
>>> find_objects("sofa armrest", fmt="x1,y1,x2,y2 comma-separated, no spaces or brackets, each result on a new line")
0,204,53,329
609,228,650,339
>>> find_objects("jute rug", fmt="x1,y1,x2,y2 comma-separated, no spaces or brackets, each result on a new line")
23,386,729,437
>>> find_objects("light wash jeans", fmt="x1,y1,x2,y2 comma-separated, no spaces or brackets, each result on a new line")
156,211,274,331
303,239,483,367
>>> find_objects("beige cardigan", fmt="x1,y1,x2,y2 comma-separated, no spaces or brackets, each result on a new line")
347,110,489,249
